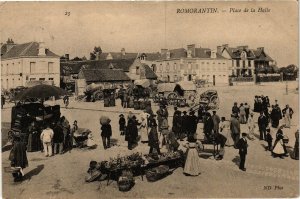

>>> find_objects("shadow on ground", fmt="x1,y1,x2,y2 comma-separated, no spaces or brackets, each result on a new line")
23,164,44,181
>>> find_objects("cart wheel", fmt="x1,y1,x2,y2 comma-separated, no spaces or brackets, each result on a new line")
210,95,219,109
93,90,104,101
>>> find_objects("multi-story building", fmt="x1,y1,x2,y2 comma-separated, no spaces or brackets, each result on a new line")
154,44,230,85
217,44,275,77
1,39,60,90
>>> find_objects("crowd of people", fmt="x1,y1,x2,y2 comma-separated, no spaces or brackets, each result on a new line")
8,94,299,182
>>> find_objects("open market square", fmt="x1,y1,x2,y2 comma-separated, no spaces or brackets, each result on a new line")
1,82,299,198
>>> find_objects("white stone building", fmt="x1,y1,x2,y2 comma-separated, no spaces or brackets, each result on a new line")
155,44,230,85
1,39,60,90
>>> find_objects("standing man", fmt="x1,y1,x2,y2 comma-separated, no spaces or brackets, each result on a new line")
40,124,54,157
188,111,199,140
258,111,267,141
237,133,248,171
244,103,250,123
212,111,221,134
182,111,189,138
148,116,161,155
1,94,5,109
232,102,240,116
203,112,214,140
101,121,112,149
53,122,64,155
63,95,69,109
282,104,294,128
230,114,241,149
239,103,246,124
157,105,168,133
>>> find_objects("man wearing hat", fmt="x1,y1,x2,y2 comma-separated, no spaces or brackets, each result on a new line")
156,104,168,132
232,102,240,116
148,116,161,155
182,111,189,140
119,114,126,136
237,133,248,171
230,113,240,148
212,110,221,134
187,111,198,140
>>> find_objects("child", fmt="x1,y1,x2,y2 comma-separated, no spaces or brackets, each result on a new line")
266,128,273,151
119,114,126,136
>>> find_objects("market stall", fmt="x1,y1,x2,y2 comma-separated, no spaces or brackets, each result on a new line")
86,151,184,190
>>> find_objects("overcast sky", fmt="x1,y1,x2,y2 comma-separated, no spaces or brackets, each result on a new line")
0,1,298,66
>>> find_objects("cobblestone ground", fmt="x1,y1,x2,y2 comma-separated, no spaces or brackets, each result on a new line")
1,82,299,198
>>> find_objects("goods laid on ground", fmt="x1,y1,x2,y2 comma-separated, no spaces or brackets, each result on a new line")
118,170,135,192
86,151,184,191
145,165,170,182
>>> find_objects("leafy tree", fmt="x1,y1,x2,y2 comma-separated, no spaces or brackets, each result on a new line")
90,46,102,60
72,57,82,61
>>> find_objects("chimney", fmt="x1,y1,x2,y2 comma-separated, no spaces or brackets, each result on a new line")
161,48,168,55
217,46,222,54
121,48,126,56
65,54,69,61
38,42,46,56
6,38,16,52
187,44,196,57
211,50,217,59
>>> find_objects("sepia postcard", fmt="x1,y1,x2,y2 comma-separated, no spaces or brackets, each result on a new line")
0,1,299,198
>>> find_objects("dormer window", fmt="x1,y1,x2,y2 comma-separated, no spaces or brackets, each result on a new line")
136,66,140,75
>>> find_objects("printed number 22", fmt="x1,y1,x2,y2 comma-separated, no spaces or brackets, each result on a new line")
65,11,70,16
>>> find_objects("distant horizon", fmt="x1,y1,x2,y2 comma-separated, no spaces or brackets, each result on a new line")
0,1,298,67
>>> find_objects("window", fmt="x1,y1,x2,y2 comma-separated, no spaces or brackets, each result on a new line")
201,62,204,65
49,78,54,81
39,78,45,81
248,60,251,67
207,62,209,64
237,60,240,67
48,62,54,73
243,61,245,68
136,66,140,75
166,63,170,71
196,64,199,70
174,63,177,71
188,63,191,70
30,62,36,74
30,78,36,81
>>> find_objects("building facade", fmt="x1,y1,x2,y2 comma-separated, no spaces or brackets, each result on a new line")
155,45,230,85
1,40,60,90
217,44,275,78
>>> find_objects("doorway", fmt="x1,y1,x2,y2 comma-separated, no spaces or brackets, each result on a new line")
213,75,215,86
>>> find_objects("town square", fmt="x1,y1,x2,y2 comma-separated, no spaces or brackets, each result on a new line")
0,1,299,199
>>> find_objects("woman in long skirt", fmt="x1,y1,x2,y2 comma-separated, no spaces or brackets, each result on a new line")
183,137,202,176
272,126,287,158
139,114,148,143
9,136,28,182
219,117,234,146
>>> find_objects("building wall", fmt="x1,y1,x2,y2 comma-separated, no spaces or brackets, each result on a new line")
155,58,230,85
1,56,60,90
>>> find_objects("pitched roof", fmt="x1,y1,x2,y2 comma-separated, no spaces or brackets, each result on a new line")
160,48,187,60
60,59,136,75
222,46,273,61
143,64,158,79
1,42,59,59
85,59,136,72
194,48,225,59
99,52,138,60
79,69,131,82
140,52,161,61
253,49,273,61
